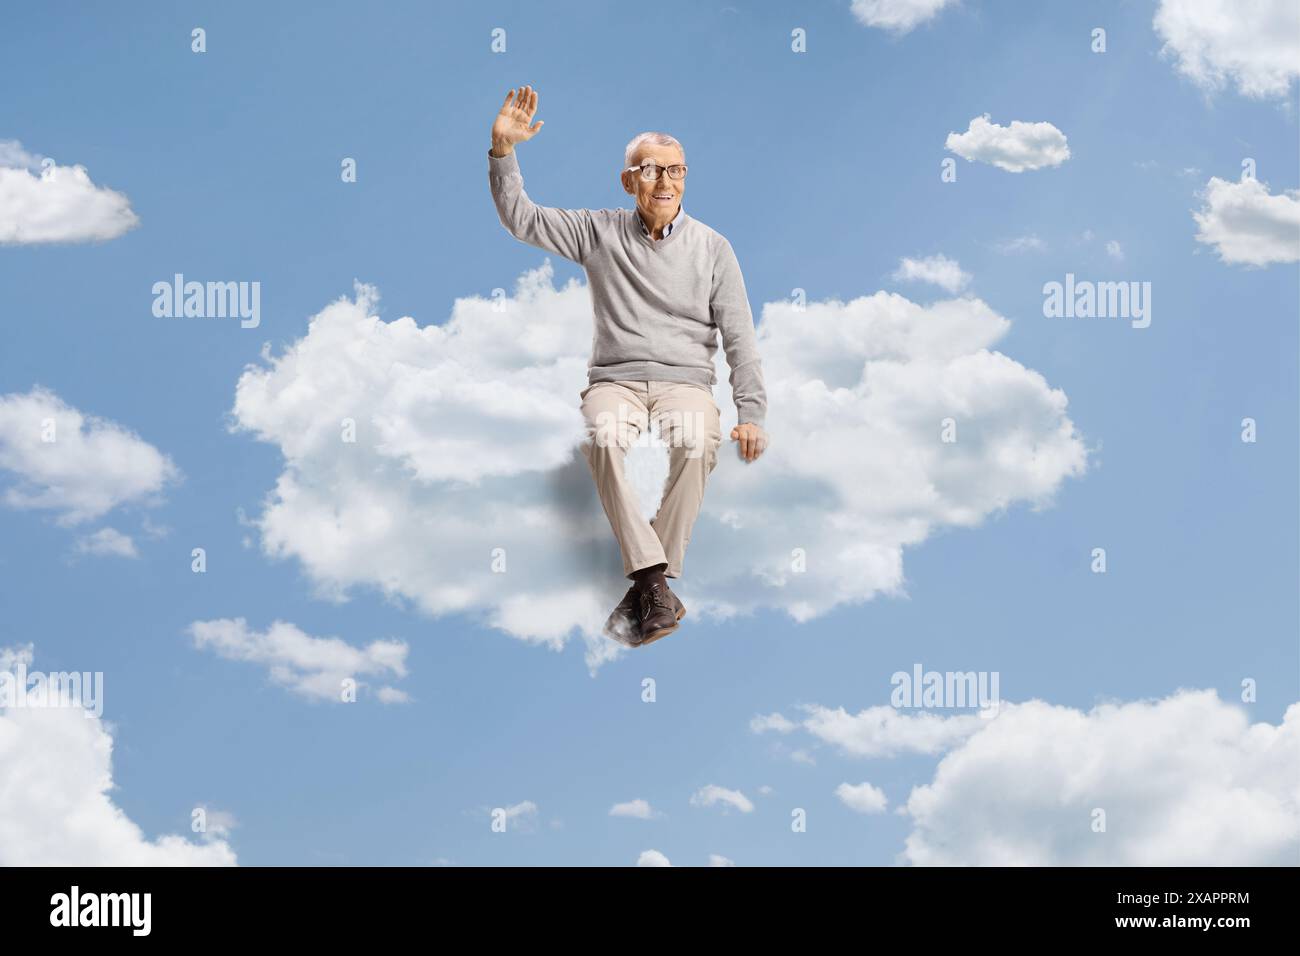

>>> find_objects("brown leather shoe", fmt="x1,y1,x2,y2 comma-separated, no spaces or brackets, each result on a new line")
603,584,642,646
637,581,686,645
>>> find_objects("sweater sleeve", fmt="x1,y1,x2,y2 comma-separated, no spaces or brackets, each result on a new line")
487,147,596,265
710,237,768,430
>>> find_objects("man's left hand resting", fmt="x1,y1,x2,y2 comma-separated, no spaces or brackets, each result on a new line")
731,423,768,463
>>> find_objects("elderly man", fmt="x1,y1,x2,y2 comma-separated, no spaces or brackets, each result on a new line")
487,85,768,647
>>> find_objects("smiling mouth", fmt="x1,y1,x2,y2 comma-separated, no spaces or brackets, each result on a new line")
653,194,674,201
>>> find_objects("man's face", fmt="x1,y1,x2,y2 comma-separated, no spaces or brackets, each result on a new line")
622,143,686,221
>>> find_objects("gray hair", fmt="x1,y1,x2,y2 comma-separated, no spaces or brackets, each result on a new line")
624,131,685,168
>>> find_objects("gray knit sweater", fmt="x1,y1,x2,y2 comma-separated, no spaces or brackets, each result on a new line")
487,148,767,428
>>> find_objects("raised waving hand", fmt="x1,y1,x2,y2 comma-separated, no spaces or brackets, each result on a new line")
490,85,544,156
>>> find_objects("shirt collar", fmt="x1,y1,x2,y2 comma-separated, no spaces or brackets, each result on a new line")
637,202,685,240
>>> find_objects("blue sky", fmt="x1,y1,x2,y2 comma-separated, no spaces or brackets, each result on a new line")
1,0,1297,866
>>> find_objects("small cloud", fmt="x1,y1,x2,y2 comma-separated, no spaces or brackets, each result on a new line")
708,854,736,866
636,849,672,867
1192,176,1300,267
195,807,239,840
0,386,179,526
140,515,171,540
610,798,660,819
495,801,539,832
835,781,889,814
945,114,1070,173
749,712,797,734
779,703,987,758
73,527,138,559
1105,240,1124,260
993,234,1046,254
0,139,139,244
689,785,754,814
187,618,410,703
850,0,957,34
891,254,971,293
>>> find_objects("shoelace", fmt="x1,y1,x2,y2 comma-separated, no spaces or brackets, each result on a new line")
639,585,672,616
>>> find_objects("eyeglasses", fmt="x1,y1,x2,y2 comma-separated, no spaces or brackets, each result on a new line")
625,162,688,182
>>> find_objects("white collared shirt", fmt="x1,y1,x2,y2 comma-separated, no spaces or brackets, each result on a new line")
636,202,685,241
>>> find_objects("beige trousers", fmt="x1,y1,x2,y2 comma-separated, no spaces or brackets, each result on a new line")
579,380,723,580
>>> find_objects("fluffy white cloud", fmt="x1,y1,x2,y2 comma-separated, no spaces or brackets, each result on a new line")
1153,0,1300,99
754,704,986,757
1192,176,1300,267
188,618,409,704
850,0,957,34
689,784,754,814
762,689,1299,865
892,254,971,292
1105,240,1124,261
904,691,1300,865
0,645,237,865
945,115,1070,173
836,781,889,814
73,527,138,559
0,386,180,526
229,269,1086,670
0,140,139,244
708,854,736,866
610,798,660,819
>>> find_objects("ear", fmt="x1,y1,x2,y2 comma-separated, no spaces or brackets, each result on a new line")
620,171,634,195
